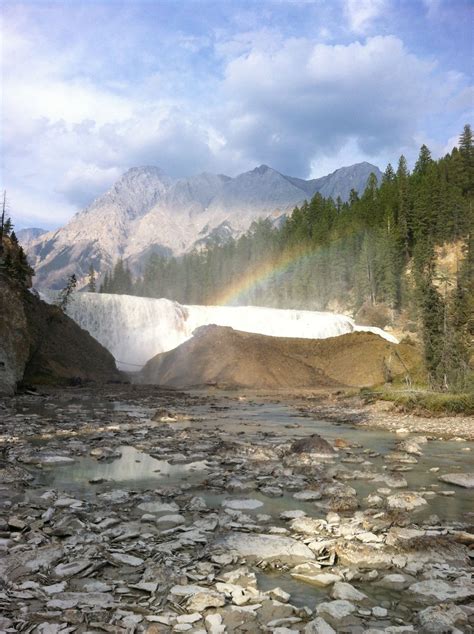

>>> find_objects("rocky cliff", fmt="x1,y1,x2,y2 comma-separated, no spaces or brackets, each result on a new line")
0,276,123,395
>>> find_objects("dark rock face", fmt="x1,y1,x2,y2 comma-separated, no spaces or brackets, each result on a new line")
0,278,31,395
0,277,123,394
290,434,335,456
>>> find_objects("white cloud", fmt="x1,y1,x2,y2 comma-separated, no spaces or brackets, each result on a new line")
1,4,471,229
344,0,387,34
219,34,460,176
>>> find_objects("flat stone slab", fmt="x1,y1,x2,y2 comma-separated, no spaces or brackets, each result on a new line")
222,499,264,510
408,579,474,604
438,472,474,488
220,532,315,564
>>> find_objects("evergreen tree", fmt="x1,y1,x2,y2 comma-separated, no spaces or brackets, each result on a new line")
57,274,77,312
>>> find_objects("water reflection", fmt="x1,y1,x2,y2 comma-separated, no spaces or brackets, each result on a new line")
35,445,209,495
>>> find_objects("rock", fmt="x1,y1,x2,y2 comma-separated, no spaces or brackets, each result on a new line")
186,590,225,612
304,617,336,633
156,514,186,526
36,454,76,465
99,489,129,503
260,486,283,497
395,439,423,455
289,517,322,534
378,573,410,590
109,552,144,567
408,579,474,604
330,582,368,603
215,582,259,605
267,587,291,603
316,600,357,626
438,472,474,488
386,492,428,511
281,510,307,521
222,499,264,510
291,565,340,587
385,527,426,546
293,490,322,501
53,560,90,578
220,532,315,564
170,585,209,597
416,603,467,633
176,614,201,624
205,613,225,634
356,531,383,543
372,606,388,618
365,493,384,507
335,542,394,569
289,434,335,456
137,501,180,513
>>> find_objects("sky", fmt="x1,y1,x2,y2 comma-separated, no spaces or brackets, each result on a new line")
1,0,473,230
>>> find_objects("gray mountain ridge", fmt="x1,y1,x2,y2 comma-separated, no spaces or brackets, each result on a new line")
25,161,382,289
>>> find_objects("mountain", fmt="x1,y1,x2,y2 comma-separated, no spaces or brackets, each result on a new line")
16,228,47,245
26,162,382,289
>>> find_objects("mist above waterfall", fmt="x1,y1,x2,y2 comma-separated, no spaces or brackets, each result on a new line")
49,293,397,370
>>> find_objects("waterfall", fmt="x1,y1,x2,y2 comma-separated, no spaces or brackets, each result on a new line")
44,292,398,369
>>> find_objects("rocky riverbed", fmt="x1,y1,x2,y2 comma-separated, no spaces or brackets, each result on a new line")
0,385,473,633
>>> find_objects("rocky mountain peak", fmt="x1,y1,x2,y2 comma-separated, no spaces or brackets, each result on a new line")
26,160,382,289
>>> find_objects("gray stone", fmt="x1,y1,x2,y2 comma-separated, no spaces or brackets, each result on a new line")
220,532,315,564
290,434,335,456
53,560,90,578
109,552,144,567
316,600,357,624
304,617,336,633
186,590,225,612
438,472,474,488
387,492,427,511
222,498,264,510
416,603,467,632
408,579,474,604
137,500,179,513
330,582,368,603
291,565,340,587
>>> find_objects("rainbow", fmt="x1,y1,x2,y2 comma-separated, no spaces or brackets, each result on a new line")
211,244,320,306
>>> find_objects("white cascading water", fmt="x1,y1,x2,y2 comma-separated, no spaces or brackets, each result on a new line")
43,292,398,370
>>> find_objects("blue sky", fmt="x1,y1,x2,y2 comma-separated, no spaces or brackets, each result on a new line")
1,0,473,229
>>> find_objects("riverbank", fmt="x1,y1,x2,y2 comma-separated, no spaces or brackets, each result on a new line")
0,384,472,632
286,390,474,441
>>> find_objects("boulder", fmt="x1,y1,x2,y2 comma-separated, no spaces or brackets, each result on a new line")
416,603,468,633
386,492,428,511
290,434,335,456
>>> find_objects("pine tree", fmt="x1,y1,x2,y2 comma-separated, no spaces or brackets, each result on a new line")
57,274,77,312
414,144,433,175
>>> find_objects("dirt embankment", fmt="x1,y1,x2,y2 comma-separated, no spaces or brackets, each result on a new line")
138,325,420,389
0,277,123,394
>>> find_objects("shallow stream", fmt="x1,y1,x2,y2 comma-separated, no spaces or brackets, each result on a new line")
29,397,474,523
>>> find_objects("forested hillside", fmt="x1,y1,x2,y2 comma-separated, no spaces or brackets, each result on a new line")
101,126,473,389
